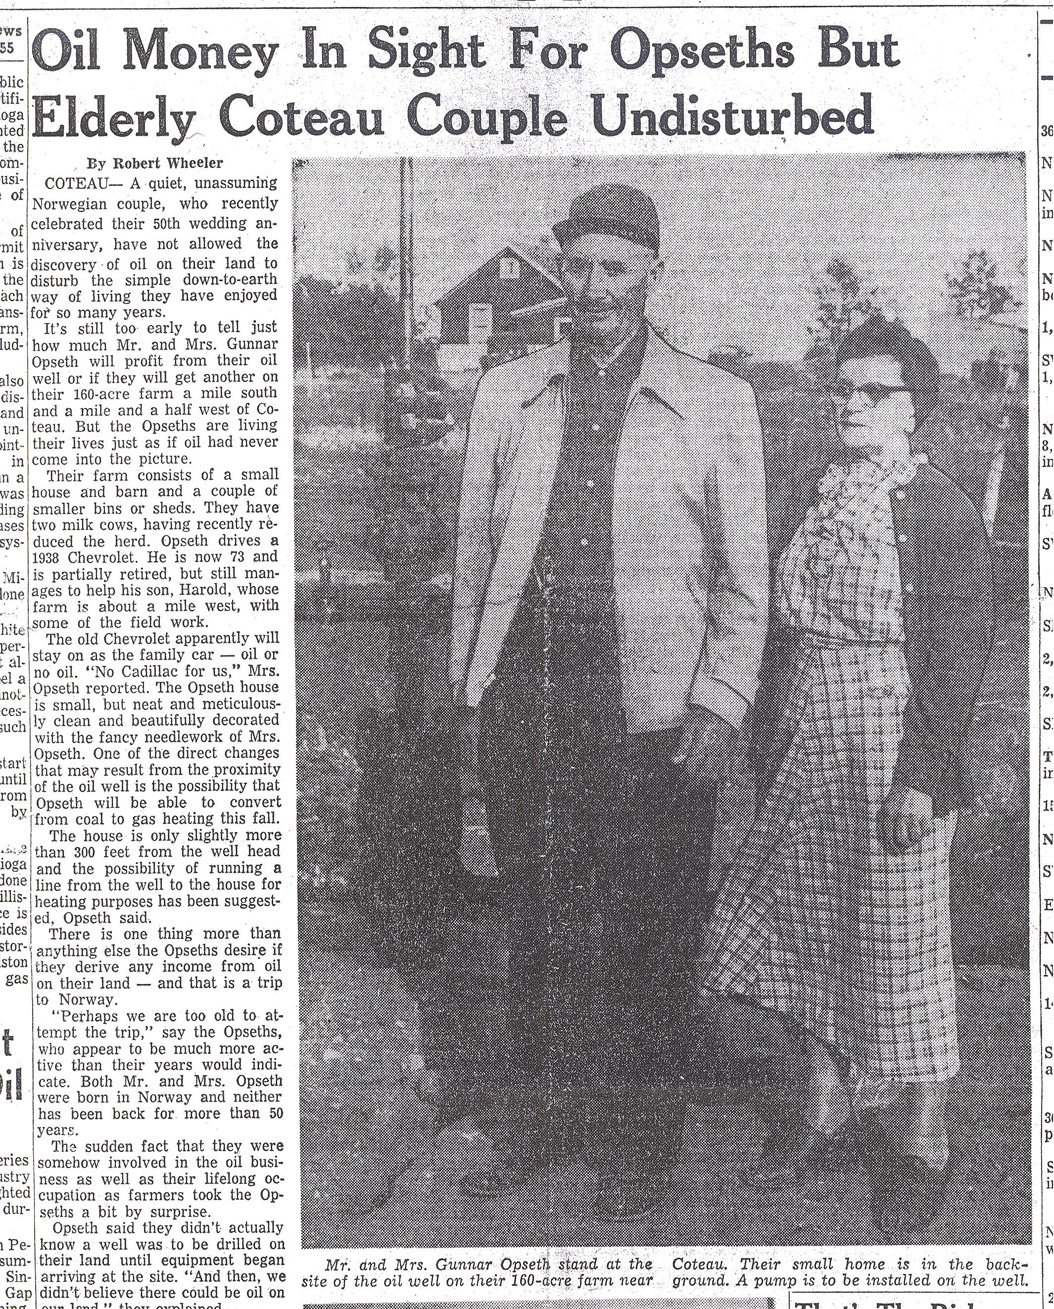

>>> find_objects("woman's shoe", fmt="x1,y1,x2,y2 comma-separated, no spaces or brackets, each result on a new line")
871,1151,950,1235
755,1113,856,1183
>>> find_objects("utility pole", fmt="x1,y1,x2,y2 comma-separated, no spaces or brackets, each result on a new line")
399,157,414,363
366,159,456,962
378,159,451,715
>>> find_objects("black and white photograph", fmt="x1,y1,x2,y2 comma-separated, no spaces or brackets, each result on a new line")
296,155,1029,1249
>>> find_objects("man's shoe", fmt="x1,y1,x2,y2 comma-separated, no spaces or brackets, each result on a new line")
593,1168,669,1220
456,1101,550,1199
871,1151,950,1235
413,1072,491,1130
457,1136,550,1199
457,1159,538,1199
755,1114,856,1184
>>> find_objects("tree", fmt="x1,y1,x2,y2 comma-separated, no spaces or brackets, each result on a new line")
292,274,342,372
946,251,1019,319
292,254,401,372
371,243,398,290
805,258,881,363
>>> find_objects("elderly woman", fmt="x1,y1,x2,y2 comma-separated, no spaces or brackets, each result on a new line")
700,315,994,1234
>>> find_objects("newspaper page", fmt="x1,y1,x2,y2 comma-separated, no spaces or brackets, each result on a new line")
0,5,1040,1309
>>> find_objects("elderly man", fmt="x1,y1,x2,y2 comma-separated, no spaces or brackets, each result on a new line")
445,184,769,1218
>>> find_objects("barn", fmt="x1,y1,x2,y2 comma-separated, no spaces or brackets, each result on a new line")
433,243,569,370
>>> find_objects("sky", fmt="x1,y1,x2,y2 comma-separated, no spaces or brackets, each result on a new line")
293,155,1025,361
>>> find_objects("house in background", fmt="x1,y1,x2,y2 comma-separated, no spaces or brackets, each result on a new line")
433,243,569,371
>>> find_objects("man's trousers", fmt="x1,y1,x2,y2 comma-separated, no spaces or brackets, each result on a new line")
474,581,716,1170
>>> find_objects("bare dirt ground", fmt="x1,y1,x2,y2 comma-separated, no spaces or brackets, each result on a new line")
300,897,1030,1250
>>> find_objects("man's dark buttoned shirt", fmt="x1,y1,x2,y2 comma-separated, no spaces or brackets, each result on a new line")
490,326,648,762
534,325,648,610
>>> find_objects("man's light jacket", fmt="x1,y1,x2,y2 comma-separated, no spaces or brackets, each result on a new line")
450,328,770,734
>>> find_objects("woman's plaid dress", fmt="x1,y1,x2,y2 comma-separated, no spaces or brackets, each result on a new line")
700,456,959,1083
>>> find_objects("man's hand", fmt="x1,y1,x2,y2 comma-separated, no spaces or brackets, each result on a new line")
881,785,934,852
672,707,734,790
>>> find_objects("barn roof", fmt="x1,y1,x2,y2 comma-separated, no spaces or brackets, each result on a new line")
435,243,563,306
513,243,563,282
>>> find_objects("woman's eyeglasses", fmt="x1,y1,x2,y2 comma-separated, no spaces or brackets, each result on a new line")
828,380,912,405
